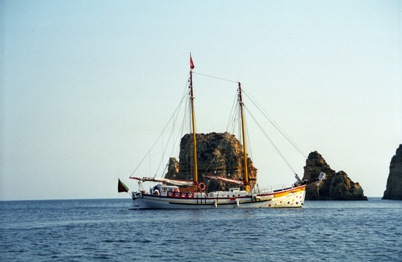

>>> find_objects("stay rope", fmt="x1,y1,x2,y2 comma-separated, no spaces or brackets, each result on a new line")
192,71,304,174
242,89,307,158
245,106,297,174
192,71,239,84
132,71,309,180
130,84,189,178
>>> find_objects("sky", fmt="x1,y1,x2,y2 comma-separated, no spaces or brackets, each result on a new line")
1,0,401,200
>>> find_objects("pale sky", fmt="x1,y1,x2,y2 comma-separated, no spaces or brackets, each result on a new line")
1,0,401,200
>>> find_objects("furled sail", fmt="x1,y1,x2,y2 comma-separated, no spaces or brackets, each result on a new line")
130,177,194,186
203,175,244,185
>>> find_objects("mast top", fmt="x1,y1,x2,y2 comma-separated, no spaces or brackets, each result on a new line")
190,53,195,70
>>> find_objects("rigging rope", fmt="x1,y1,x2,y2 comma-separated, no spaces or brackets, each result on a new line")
226,91,239,132
164,85,192,178
242,89,307,159
130,85,189,178
154,96,183,177
245,106,297,174
132,71,309,180
192,71,239,84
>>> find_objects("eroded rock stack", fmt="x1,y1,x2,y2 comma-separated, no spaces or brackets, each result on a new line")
165,132,257,191
383,144,402,200
302,151,367,200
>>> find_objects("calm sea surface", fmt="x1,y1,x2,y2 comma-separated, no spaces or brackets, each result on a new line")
1,198,401,261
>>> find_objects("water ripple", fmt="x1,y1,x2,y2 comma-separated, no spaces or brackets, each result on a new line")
1,198,402,261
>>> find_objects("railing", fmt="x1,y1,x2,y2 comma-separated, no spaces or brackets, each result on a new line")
165,191,207,199
254,184,292,195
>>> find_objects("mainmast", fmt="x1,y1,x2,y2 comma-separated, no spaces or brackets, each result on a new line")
238,83,250,192
189,54,198,188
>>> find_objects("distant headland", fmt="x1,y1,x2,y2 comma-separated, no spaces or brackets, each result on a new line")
383,144,402,200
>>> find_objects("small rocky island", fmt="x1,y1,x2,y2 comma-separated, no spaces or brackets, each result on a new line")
302,151,367,200
165,132,257,191
383,144,402,200
164,133,370,200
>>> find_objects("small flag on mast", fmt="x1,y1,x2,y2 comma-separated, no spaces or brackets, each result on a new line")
118,178,129,193
190,53,195,70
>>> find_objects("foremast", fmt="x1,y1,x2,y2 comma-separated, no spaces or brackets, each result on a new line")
181,55,249,192
189,54,198,190
238,83,250,192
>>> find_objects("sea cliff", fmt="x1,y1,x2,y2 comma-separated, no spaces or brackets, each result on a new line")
383,144,402,200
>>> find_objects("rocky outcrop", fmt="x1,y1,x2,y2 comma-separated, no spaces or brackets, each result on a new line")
165,132,257,191
383,144,402,200
302,151,367,200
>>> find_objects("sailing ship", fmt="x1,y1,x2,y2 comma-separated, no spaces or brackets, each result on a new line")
128,55,308,209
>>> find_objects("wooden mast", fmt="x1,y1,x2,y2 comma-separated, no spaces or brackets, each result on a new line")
189,54,198,189
238,83,250,192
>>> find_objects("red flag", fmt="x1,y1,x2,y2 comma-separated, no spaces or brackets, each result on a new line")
190,53,195,70
118,178,129,193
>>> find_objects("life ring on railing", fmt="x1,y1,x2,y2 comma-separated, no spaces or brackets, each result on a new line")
198,182,206,191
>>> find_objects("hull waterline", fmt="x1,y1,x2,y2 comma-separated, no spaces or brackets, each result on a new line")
130,185,306,210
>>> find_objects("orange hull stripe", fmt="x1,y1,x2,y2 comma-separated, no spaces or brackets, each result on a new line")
274,186,305,198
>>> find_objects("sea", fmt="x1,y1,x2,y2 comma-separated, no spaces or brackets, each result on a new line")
1,198,401,262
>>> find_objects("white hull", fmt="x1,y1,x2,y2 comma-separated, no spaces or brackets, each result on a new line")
130,185,306,210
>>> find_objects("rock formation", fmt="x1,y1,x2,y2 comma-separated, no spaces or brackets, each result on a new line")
383,144,402,200
302,151,367,200
165,132,257,191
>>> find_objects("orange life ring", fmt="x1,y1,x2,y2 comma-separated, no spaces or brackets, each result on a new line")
198,182,206,191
